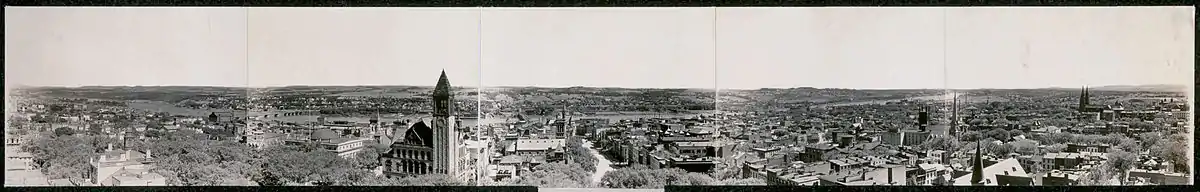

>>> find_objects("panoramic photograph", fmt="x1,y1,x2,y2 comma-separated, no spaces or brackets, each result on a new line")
4,6,1195,189
712,8,1194,186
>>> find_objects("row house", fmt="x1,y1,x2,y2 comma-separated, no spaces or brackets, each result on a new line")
907,163,951,185
1065,143,1110,153
818,164,907,186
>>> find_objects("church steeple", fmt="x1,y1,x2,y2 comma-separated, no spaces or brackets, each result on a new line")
1078,86,1090,112
971,133,984,185
433,70,453,117
434,70,451,98
950,93,959,137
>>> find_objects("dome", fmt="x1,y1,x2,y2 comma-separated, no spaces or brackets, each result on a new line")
311,129,338,141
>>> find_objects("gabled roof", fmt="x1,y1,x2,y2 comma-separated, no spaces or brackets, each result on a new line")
394,118,434,147
952,158,1029,185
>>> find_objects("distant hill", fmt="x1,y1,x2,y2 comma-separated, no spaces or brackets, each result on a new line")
1087,84,1189,92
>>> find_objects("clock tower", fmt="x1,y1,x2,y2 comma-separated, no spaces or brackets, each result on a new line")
431,70,459,175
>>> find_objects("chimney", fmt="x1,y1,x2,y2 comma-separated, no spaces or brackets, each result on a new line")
106,143,114,151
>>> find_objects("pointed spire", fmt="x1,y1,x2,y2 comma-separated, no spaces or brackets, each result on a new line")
971,133,984,185
1078,86,1088,112
433,70,452,98
951,93,959,136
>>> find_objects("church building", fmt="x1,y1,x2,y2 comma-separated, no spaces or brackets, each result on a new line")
380,71,477,184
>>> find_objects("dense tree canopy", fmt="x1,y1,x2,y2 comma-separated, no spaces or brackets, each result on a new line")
259,145,370,186
985,129,1011,141
1105,150,1138,185
1148,133,1189,172
23,134,110,179
349,144,383,170
354,174,465,186
566,137,598,172
516,162,592,188
53,127,75,137
917,136,961,152
600,165,715,188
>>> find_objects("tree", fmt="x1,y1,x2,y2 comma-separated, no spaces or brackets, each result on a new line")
519,162,591,188
1105,150,1138,185
54,127,75,137
918,136,961,152
1135,132,1161,150
23,135,100,179
350,145,383,170
1008,130,1025,137
1070,134,1105,145
599,165,715,188
1031,132,1062,145
1078,162,1115,185
1148,134,1189,173
1008,139,1039,155
566,138,598,172
985,129,1011,141
1043,143,1068,153
959,131,983,142
389,174,466,186
1114,137,1140,153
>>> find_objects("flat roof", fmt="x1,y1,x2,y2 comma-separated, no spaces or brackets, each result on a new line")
674,141,716,147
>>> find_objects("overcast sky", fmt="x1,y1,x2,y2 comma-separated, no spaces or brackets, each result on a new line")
248,8,481,88
5,7,1194,90
481,8,716,89
6,8,249,87
718,7,1194,90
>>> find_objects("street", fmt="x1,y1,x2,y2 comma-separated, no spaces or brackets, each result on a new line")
582,140,614,185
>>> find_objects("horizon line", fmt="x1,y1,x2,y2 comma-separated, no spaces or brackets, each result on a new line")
9,83,1189,91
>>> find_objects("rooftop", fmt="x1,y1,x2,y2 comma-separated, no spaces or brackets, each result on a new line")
4,169,49,186
952,158,1029,186
516,139,565,151
674,141,717,147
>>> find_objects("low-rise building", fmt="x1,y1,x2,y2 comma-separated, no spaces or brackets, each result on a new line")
1041,170,1082,186
245,131,285,149
951,158,1033,186
284,129,371,158
908,164,951,185
87,145,167,186
1128,169,1189,185
818,164,907,186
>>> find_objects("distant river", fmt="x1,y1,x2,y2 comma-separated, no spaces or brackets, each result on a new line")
476,111,709,126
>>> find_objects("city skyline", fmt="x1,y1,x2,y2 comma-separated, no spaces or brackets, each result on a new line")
5,7,1194,90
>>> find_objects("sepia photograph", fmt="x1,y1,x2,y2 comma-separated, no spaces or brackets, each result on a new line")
4,6,1195,189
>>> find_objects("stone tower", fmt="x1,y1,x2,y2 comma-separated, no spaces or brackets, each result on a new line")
431,70,459,175
1078,86,1090,112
